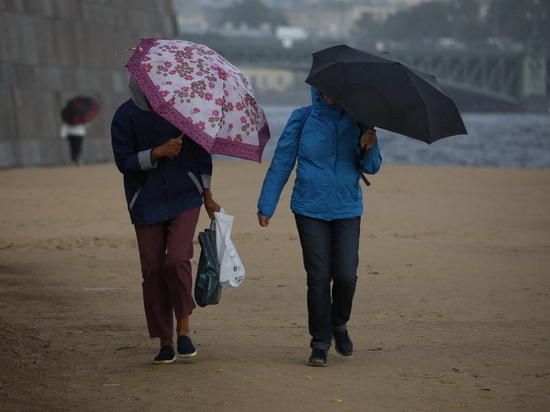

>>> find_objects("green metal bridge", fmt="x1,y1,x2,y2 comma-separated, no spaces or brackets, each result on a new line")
188,35,549,112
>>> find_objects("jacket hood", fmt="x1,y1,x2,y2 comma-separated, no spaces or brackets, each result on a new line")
311,86,344,118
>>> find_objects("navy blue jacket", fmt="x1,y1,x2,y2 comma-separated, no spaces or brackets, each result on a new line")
111,99,212,225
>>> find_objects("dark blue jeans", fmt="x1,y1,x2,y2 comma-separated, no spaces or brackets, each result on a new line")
294,213,360,350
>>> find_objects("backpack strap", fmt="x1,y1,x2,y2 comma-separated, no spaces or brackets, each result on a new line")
298,105,313,135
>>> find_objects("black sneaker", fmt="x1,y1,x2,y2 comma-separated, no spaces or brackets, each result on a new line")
333,330,353,356
177,335,197,358
308,349,328,367
154,345,175,364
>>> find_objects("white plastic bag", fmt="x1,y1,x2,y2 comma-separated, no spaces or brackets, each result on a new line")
213,209,245,290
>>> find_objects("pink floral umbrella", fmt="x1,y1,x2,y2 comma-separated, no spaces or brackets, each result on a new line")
125,38,270,162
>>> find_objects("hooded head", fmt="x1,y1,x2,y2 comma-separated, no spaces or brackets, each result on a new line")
128,76,150,111
311,86,343,117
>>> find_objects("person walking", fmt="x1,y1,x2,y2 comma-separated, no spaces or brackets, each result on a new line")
60,122,87,165
111,76,221,364
257,87,382,367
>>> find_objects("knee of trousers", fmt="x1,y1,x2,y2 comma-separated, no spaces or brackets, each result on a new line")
165,251,192,269
306,272,332,288
333,274,358,288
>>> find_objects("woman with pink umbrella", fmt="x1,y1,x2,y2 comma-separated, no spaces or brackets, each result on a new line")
111,76,222,364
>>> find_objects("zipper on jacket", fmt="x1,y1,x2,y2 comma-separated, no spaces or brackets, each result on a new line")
150,112,170,217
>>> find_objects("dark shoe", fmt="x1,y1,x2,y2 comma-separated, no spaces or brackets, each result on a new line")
308,349,328,367
154,345,175,364
177,335,197,358
333,330,353,356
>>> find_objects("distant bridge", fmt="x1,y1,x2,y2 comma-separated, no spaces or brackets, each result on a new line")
393,47,548,111
193,36,549,112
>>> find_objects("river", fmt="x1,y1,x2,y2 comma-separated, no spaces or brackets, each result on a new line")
258,106,550,169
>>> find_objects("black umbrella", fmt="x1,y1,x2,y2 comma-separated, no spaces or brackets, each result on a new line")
61,96,99,125
305,45,467,144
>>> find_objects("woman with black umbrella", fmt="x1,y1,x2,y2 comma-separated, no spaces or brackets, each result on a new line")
257,87,382,367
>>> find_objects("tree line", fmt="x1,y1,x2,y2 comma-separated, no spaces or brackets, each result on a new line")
215,0,548,46
354,0,548,45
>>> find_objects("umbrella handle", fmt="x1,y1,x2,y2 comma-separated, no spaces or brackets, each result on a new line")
358,126,374,186
359,126,375,159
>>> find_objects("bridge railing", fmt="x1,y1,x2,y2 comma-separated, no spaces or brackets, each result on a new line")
389,49,526,103
182,33,548,109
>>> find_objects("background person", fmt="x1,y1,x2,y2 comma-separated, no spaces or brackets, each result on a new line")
60,122,87,165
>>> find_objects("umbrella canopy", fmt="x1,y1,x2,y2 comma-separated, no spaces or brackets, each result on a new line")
305,45,467,144
61,96,99,125
125,38,270,162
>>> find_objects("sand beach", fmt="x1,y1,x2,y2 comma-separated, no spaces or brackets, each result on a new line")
0,161,548,411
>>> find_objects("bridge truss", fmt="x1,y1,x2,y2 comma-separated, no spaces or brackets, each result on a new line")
201,37,548,111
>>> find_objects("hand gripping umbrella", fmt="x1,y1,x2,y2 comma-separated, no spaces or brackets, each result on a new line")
124,38,271,162
305,45,467,144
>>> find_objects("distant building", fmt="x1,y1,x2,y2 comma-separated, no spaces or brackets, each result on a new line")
241,67,298,94
172,0,446,96
276,26,309,48
174,0,440,38
173,0,206,33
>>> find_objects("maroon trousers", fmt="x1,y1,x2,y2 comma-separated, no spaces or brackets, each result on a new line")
134,207,200,340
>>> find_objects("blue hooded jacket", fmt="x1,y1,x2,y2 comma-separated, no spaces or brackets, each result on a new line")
257,87,382,221
111,99,212,225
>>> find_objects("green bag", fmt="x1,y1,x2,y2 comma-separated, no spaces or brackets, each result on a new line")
194,222,222,307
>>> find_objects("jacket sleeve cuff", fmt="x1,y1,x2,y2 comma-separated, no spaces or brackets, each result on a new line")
201,174,211,189
359,144,377,162
361,148,374,161
257,208,274,218
138,149,157,171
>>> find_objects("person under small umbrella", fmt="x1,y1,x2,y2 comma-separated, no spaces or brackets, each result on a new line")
257,87,382,367
60,96,99,165
60,122,87,166
111,76,222,364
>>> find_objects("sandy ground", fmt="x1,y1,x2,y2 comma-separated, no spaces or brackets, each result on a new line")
0,161,548,412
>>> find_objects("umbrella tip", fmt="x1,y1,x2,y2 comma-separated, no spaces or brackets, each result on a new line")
113,46,144,59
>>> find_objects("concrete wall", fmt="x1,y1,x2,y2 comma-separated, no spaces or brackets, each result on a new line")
0,0,176,168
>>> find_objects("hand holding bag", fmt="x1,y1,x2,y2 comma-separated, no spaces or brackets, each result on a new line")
213,209,245,290
194,221,222,307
